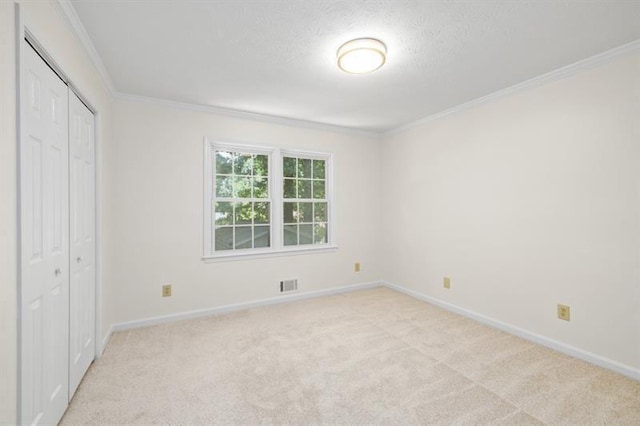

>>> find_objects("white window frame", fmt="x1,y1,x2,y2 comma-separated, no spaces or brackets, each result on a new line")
203,138,337,261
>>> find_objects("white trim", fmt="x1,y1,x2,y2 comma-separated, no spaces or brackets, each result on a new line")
204,141,336,260
280,149,335,249
48,0,640,137
383,281,640,381
93,108,103,358
112,281,382,331
115,40,640,136
271,152,283,250
14,3,24,422
116,92,380,138
203,139,212,256
103,278,640,381
385,39,640,136
51,0,116,96
204,140,276,258
210,141,274,155
99,324,114,357
202,245,338,263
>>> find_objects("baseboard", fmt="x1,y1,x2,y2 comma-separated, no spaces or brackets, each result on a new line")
382,281,640,381
104,279,639,381
98,324,114,357
111,281,383,332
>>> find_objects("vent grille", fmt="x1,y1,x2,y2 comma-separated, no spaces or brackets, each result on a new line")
280,279,298,293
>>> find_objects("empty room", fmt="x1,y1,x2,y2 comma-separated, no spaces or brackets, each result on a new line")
1,0,640,424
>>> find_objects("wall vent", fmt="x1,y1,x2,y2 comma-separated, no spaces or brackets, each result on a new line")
280,279,298,293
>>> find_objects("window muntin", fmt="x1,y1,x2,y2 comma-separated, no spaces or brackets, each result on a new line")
282,155,328,247
213,149,271,251
204,141,334,259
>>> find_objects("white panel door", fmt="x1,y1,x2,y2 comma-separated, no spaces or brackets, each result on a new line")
20,41,70,425
68,91,96,397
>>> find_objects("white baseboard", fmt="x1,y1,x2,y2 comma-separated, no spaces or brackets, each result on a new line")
111,281,382,332
383,281,640,381
98,324,114,358
103,279,638,381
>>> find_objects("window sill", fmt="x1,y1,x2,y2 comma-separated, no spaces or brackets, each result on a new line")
201,245,339,263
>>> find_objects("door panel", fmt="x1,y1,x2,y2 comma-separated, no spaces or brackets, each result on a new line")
68,91,96,397
20,41,70,425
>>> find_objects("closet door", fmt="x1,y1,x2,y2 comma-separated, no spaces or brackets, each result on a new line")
68,91,96,397
20,41,70,425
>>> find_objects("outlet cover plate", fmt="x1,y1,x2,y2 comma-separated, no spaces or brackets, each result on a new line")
557,304,570,321
162,284,172,297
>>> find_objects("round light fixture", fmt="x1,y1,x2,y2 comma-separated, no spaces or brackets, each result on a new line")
337,38,386,74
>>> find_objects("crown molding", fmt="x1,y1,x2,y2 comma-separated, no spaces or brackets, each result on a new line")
51,0,116,96
385,39,640,137
48,0,640,138
113,92,382,138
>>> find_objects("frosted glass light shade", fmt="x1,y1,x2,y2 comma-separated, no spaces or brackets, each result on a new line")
337,38,386,74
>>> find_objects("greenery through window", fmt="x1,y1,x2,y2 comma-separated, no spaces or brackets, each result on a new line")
214,150,270,251
205,141,333,258
283,156,328,246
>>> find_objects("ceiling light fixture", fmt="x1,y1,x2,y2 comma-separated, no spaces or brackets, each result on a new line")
337,38,386,74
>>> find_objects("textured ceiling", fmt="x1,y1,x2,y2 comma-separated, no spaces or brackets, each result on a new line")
70,0,640,133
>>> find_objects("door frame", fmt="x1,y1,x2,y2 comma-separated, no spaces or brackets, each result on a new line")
15,3,104,422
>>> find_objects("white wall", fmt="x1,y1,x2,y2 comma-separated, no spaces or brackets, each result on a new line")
109,100,382,324
381,53,640,372
0,2,115,422
1,2,638,421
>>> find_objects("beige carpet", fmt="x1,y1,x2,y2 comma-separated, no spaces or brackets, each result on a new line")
61,287,640,425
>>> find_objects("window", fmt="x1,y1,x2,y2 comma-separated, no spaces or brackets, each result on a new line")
212,149,271,251
282,155,328,246
204,140,334,260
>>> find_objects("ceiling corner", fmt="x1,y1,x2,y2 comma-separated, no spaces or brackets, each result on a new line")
51,0,117,96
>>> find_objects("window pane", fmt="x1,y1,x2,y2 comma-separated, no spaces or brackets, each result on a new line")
299,224,313,245
254,202,270,224
211,147,329,255
216,175,233,198
235,202,252,224
253,154,268,176
254,225,270,248
283,178,297,199
216,151,233,174
298,158,311,178
254,177,268,198
283,202,297,224
313,159,325,179
234,153,252,175
312,180,325,199
215,226,233,250
314,202,327,222
234,177,252,198
283,157,296,177
215,201,233,225
299,202,312,223
314,223,327,244
210,146,276,255
234,226,252,249
298,179,311,198
284,225,298,246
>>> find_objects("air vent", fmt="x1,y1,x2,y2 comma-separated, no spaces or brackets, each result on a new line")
280,279,298,293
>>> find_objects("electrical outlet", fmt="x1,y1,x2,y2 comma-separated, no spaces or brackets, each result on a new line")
354,262,361,272
557,304,570,321
162,284,172,297
443,277,451,289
